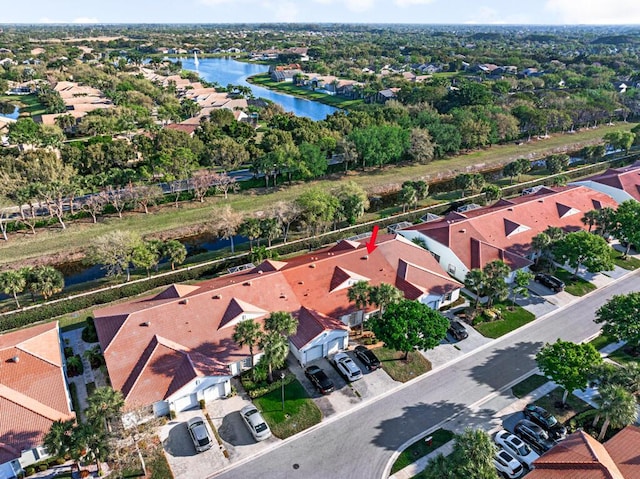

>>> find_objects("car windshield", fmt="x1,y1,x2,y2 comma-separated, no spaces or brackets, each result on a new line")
255,422,268,433
544,415,558,427
515,443,531,456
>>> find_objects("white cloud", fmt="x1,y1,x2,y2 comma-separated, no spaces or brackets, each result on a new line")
545,0,640,24
273,1,300,21
394,0,435,7
73,17,99,24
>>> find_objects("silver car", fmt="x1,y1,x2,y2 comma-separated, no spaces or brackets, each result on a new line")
241,405,272,442
187,416,213,453
333,352,363,382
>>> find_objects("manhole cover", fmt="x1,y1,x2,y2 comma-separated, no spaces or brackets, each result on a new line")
293,464,300,470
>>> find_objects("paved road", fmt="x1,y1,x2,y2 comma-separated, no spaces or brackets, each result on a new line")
212,270,640,479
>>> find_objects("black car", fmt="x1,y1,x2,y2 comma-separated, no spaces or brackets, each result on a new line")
534,273,565,292
447,320,469,341
354,345,381,371
523,404,567,440
304,365,334,394
514,419,557,454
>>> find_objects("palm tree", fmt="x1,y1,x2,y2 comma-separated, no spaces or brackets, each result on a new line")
162,239,187,271
232,319,263,373
596,384,637,440
83,345,103,370
259,331,289,383
43,419,76,461
422,453,456,479
347,280,371,334
464,269,486,310
531,232,552,266
29,265,64,300
450,428,499,479
581,210,600,232
264,311,298,337
0,269,26,308
85,386,124,432
73,423,109,476
368,283,403,318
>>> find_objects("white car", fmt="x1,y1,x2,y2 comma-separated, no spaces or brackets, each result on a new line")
333,352,363,381
240,405,272,442
187,416,213,453
494,447,525,478
494,430,539,469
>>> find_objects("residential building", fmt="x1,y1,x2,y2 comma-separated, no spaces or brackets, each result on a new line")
0,322,75,479
93,235,461,416
572,160,640,203
527,426,640,479
398,186,618,282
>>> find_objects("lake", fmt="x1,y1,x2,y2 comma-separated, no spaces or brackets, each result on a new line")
177,56,339,121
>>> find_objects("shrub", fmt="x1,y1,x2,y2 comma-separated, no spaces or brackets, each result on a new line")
241,371,296,399
81,317,98,343
199,399,205,410
25,468,35,477
38,465,47,472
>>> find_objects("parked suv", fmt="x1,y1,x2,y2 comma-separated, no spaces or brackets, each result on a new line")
304,365,335,394
447,319,469,341
354,345,381,371
494,448,524,478
514,419,556,454
333,352,363,381
494,430,539,469
523,404,567,440
534,273,565,292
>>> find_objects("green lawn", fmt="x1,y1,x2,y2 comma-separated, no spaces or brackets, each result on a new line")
611,249,640,270
511,374,550,399
391,428,455,475
473,303,536,339
553,269,597,296
375,347,432,382
253,379,322,439
589,333,617,352
0,94,47,117
534,388,592,424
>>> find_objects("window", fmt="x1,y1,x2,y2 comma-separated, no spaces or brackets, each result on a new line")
448,264,456,274
444,292,452,301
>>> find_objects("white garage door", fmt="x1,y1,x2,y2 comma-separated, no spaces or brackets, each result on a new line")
203,383,225,401
173,393,198,412
327,338,342,356
304,345,323,364
153,400,170,417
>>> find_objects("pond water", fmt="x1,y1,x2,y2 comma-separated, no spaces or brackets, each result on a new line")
176,56,339,121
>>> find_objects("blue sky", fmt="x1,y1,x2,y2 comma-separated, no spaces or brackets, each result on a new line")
2,0,640,25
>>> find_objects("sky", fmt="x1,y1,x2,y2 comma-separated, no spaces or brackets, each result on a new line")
2,0,640,25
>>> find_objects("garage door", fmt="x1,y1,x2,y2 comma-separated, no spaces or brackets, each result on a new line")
327,337,342,356
203,383,225,401
173,393,198,412
304,345,323,364
153,401,170,417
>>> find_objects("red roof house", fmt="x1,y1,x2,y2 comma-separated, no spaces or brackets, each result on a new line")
573,160,640,204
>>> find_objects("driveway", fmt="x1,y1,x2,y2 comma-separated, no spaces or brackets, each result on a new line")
292,354,399,418
421,321,492,369
160,408,228,479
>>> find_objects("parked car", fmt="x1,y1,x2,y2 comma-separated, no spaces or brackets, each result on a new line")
494,448,525,478
514,419,557,454
494,430,539,468
523,404,567,440
534,273,565,292
354,345,381,371
333,352,363,381
187,416,213,453
240,405,272,442
447,319,469,341
304,365,335,394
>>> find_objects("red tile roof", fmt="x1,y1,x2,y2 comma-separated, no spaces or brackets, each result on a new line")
0,322,74,463
527,427,640,479
94,235,461,407
402,186,618,272
290,307,348,350
584,161,640,202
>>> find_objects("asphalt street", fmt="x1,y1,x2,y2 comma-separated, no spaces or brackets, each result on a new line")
211,269,640,479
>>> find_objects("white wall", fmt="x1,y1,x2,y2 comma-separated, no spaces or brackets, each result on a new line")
165,375,232,410
290,329,349,365
419,288,461,310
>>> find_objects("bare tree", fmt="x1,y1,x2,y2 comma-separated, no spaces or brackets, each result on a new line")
82,194,108,223
131,185,163,214
211,205,242,253
104,187,130,219
189,170,218,202
270,200,302,243
213,172,238,200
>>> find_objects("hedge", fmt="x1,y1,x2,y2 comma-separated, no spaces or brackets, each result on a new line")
241,371,296,399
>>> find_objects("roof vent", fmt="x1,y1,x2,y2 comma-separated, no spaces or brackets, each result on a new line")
361,255,369,260
507,208,513,211
257,270,263,274
310,263,316,268
140,321,150,327
280,294,286,299
179,299,188,305
10,355,19,363
298,281,304,285
212,294,221,299
243,281,252,286
459,229,466,233
538,199,544,203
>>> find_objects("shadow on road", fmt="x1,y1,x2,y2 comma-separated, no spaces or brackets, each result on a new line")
469,341,544,391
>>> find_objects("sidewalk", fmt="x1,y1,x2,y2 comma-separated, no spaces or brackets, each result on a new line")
389,340,629,479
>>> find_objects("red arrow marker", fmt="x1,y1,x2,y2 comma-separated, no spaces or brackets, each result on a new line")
366,225,379,254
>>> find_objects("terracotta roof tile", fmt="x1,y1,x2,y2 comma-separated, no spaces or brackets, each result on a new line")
584,161,640,202
290,307,348,349
153,284,200,300
604,424,640,478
